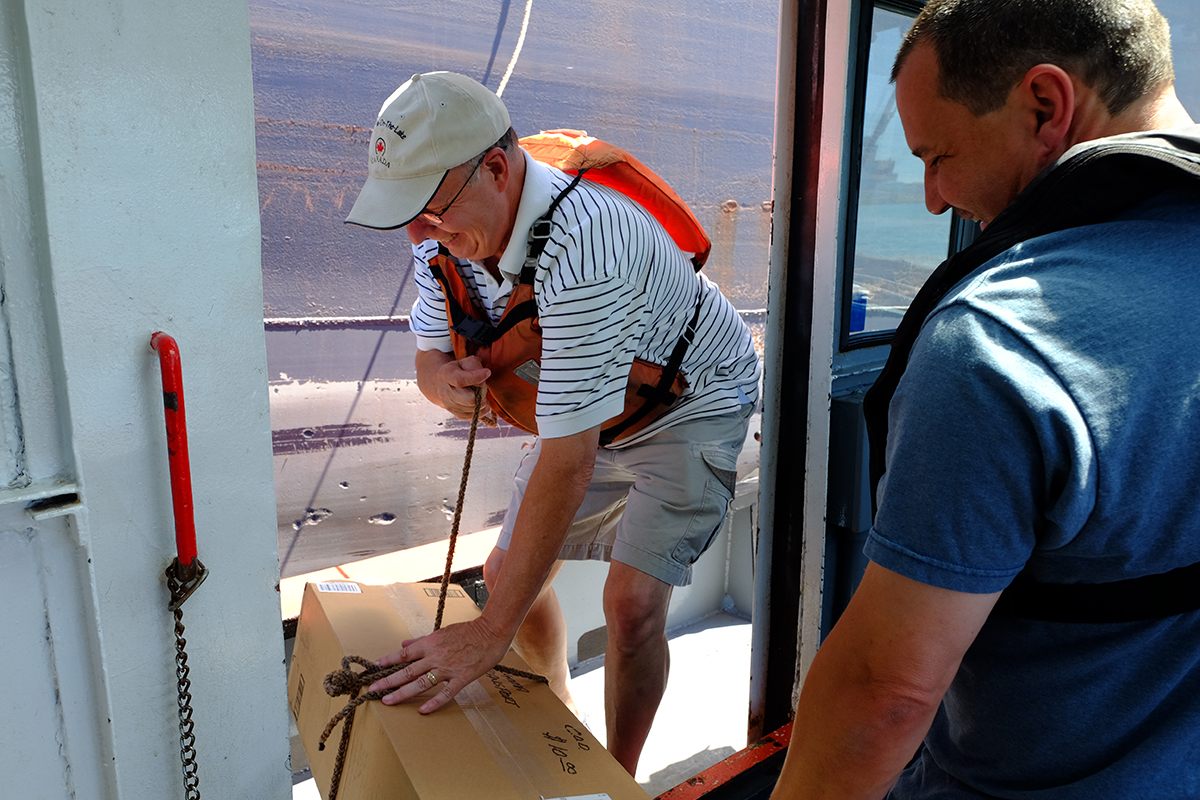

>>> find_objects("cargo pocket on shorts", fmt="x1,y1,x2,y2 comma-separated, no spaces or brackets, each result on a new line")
669,448,738,567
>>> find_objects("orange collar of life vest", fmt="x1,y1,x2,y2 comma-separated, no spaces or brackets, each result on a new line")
519,129,711,270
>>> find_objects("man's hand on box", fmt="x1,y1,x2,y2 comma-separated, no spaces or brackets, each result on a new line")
369,617,511,713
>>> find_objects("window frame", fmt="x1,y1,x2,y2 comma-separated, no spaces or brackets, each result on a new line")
837,0,977,353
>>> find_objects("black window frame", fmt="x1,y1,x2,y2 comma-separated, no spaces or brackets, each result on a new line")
838,0,978,352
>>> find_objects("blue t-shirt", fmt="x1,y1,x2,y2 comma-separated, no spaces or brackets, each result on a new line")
866,190,1200,798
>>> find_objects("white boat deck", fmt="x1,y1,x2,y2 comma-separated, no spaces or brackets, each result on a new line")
572,611,753,795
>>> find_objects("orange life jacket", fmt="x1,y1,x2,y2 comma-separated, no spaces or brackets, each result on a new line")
426,132,707,445
521,129,711,269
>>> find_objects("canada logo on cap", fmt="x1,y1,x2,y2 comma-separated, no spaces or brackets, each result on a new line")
370,136,392,170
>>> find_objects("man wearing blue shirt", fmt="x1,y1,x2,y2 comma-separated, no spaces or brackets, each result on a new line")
773,1,1199,797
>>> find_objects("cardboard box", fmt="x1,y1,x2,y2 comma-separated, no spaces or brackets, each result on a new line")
288,580,649,799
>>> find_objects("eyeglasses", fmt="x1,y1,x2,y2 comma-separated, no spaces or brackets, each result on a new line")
417,156,483,225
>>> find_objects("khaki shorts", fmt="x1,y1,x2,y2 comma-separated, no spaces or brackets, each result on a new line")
496,405,754,586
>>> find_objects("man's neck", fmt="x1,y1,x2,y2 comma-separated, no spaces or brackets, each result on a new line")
1073,84,1195,146
1134,87,1195,131
485,150,528,271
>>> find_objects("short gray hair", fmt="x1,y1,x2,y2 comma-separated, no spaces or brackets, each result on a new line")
892,0,1175,116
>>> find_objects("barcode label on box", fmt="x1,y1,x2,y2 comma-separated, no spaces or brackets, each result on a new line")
316,581,361,593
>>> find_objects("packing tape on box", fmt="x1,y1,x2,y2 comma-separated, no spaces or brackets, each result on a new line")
384,585,547,796
456,676,550,797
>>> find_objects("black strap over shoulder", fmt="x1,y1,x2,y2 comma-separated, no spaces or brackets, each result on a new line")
429,171,589,345
993,560,1200,623
523,169,588,282
860,134,1200,623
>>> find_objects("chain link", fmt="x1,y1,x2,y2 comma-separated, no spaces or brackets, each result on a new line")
167,562,204,800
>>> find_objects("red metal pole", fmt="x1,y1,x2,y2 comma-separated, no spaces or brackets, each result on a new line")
150,331,198,569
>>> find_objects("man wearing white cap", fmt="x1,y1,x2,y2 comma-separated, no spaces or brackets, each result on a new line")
346,71,760,774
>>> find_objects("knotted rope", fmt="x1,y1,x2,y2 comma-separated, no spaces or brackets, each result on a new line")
317,388,546,800
316,656,404,799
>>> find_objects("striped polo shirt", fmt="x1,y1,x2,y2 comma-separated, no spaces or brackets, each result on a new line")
410,151,760,447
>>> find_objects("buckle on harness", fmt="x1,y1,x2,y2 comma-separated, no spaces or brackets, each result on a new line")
454,316,494,344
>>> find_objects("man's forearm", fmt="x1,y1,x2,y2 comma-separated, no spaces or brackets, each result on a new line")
481,428,599,639
770,565,998,799
770,642,939,799
415,347,455,409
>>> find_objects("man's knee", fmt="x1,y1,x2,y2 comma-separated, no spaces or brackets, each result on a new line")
603,566,671,652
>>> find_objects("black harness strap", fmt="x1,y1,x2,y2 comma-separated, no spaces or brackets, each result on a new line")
861,135,1200,623
599,282,704,447
426,260,508,346
522,169,588,281
428,170,588,346
994,560,1200,623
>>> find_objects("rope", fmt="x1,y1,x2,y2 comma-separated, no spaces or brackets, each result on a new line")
435,386,484,630
317,656,406,800
496,0,534,98
319,387,547,798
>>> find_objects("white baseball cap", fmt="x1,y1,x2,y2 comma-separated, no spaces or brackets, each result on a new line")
345,72,512,229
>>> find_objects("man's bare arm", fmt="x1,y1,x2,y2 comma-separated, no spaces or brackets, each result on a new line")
369,426,600,712
770,563,1000,799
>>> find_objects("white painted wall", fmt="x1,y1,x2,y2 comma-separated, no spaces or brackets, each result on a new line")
0,2,290,798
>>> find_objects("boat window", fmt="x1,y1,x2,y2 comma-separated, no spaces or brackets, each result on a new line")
841,1,1197,347
250,2,773,583
842,2,960,346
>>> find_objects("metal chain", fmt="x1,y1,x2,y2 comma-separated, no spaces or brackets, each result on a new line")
166,563,204,800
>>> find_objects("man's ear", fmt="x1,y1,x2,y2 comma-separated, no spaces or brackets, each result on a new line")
1020,64,1075,162
481,146,510,192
